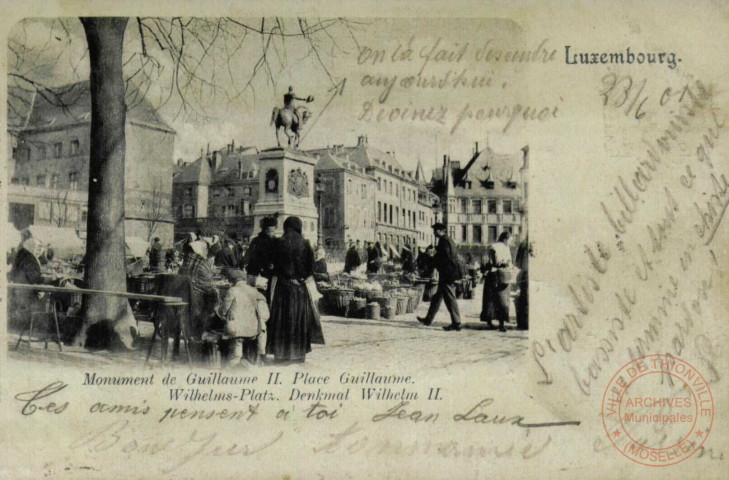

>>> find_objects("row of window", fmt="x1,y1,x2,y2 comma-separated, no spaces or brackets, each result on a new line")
377,232,418,247
14,139,81,162
455,224,515,244
376,176,417,202
377,201,420,230
345,179,369,199
454,198,518,214
209,186,254,198
11,172,80,190
177,200,253,219
460,179,518,190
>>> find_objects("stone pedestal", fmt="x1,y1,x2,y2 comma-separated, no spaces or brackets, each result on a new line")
252,148,319,244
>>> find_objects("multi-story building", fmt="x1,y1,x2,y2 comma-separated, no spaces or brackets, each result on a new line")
171,143,260,241
7,82,176,243
310,150,376,252
308,135,425,250
431,144,529,247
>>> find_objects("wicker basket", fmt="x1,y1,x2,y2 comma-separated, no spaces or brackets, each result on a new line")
366,303,381,320
406,293,418,313
413,285,425,309
381,304,395,320
372,295,395,311
327,289,354,315
395,296,409,316
348,298,367,318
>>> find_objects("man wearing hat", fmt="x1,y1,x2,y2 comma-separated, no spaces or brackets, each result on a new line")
219,269,269,368
243,216,278,300
417,223,462,331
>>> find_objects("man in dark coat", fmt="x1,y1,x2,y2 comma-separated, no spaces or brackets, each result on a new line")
343,240,361,273
243,217,277,276
417,223,462,331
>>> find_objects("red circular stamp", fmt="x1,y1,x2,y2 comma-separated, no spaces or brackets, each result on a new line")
602,354,714,467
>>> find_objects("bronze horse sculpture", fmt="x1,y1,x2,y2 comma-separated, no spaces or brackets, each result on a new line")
271,105,312,149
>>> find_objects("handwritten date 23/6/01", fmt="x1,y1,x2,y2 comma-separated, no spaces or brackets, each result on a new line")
599,73,708,120
14,381,69,415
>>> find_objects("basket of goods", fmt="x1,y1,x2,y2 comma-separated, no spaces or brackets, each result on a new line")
348,297,367,318
406,288,421,313
371,293,395,311
381,304,395,320
395,292,410,316
412,284,425,309
353,281,383,301
327,288,354,316
366,302,381,320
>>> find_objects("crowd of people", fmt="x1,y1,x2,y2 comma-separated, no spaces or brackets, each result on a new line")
7,214,529,367
166,216,325,368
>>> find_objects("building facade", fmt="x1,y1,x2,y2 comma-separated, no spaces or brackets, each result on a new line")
431,144,529,247
7,82,176,243
173,135,440,255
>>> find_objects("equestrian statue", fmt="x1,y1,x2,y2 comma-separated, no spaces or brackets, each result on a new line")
271,86,314,149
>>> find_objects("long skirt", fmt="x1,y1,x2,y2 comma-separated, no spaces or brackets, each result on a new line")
480,273,510,324
267,278,325,361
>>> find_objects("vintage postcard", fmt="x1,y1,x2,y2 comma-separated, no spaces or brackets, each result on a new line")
0,1,727,479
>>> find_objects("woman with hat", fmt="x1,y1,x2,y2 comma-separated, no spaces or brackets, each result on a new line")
267,216,325,364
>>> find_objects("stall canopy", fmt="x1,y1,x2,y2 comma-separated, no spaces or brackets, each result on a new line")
125,237,149,259
21,225,84,259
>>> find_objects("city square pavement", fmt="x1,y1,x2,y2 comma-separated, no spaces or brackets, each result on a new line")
7,285,528,373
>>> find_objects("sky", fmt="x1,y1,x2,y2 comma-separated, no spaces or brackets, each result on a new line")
9,17,533,177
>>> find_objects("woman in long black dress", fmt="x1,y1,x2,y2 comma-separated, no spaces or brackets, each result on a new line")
266,217,325,364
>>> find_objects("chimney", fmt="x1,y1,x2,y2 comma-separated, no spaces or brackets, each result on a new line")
475,142,479,155
443,154,447,168
231,139,235,151
357,135,368,146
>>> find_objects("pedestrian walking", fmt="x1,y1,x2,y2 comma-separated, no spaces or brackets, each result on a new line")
417,223,462,331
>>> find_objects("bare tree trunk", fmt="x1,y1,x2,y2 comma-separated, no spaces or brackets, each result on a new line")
75,17,136,349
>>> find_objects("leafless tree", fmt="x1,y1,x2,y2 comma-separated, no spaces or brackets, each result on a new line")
50,191,70,227
140,179,170,241
8,16,362,349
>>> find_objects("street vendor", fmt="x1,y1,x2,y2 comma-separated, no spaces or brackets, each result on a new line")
8,238,45,329
313,248,330,282
344,240,361,273
400,243,416,274
179,239,221,337
367,241,383,273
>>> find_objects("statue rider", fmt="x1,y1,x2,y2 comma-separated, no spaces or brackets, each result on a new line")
283,86,311,126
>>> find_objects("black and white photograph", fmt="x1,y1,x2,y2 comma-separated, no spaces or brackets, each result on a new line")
1,4,728,480
6,17,529,370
